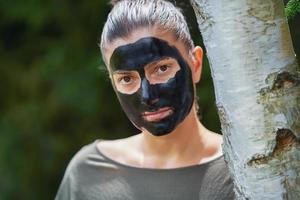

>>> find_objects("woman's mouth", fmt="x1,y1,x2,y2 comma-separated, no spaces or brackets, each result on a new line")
142,107,173,122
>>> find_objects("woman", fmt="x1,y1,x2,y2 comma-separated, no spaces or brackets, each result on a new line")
55,0,235,199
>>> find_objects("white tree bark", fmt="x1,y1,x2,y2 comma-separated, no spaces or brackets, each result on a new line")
191,0,300,199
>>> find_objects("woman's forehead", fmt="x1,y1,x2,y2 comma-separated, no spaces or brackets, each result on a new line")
104,29,189,67
109,37,186,73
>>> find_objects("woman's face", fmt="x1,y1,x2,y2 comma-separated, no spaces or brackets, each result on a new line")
104,29,201,136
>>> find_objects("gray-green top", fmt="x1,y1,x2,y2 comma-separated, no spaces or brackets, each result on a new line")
55,139,235,200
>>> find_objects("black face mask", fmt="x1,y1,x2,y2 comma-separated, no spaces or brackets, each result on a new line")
109,37,194,136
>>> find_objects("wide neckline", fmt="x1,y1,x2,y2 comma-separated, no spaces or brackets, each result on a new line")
94,139,224,172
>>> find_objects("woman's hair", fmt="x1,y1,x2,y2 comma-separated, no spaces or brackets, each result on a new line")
100,0,194,64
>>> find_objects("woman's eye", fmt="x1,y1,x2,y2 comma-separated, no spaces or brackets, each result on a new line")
157,65,169,74
119,76,132,84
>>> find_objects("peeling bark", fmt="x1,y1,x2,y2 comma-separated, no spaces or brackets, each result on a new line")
247,128,300,166
191,0,300,199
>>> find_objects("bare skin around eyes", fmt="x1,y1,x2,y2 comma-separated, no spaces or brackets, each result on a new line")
113,57,180,94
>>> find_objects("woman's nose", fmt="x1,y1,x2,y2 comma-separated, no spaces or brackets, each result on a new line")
141,78,159,105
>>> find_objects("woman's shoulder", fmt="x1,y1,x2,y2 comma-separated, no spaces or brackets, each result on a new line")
56,138,129,200
55,140,100,200
65,137,138,173
62,140,99,173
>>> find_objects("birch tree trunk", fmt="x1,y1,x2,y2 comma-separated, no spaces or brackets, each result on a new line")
190,0,300,199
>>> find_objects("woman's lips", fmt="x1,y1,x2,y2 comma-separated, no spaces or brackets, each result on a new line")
142,107,173,122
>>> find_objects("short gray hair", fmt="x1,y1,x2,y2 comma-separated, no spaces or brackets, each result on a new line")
100,0,194,64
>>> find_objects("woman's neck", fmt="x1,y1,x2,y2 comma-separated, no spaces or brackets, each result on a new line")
138,106,213,168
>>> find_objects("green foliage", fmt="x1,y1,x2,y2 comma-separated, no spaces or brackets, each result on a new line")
0,1,133,199
285,0,300,19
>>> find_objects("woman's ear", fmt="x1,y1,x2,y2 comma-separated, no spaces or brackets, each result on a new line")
192,46,203,83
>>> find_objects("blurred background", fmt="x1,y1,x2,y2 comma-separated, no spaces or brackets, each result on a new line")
0,0,299,199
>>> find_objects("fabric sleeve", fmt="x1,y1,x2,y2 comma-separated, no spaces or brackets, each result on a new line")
54,145,89,200
55,160,76,200
55,171,71,200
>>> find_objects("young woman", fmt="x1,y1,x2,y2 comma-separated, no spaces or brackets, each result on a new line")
55,0,235,199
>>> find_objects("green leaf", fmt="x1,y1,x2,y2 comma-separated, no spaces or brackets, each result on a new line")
285,0,300,19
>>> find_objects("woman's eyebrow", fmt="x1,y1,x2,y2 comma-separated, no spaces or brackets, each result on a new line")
113,70,134,75
144,57,173,69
